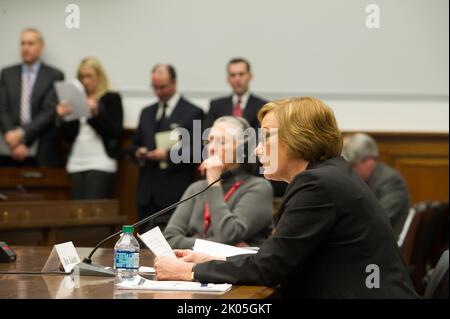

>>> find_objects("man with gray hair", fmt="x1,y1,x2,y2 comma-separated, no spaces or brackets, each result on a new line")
342,133,410,240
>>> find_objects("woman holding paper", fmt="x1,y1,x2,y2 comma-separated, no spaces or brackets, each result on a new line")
163,116,273,249
154,97,417,299
56,57,123,199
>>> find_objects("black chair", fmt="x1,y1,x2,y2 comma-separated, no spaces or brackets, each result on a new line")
402,201,449,295
401,202,436,295
398,207,417,248
428,202,449,267
424,250,449,299
401,203,426,268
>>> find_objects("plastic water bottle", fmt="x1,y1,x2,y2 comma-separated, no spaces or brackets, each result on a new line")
114,225,140,282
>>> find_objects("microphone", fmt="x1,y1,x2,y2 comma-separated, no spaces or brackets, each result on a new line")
218,167,240,180
74,167,240,276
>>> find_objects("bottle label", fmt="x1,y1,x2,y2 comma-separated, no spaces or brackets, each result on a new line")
114,251,139,269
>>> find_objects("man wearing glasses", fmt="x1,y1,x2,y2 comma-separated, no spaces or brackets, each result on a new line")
131,64,204,230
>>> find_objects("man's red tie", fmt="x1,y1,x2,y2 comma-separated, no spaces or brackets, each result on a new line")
232,98,242,117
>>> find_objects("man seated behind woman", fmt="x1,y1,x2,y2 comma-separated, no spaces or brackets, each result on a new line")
164,116,273,249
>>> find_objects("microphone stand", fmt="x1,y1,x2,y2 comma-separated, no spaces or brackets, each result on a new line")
74,170,235,276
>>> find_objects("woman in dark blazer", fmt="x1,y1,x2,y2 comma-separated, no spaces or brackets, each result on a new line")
56,57,123,199
154,96,418,298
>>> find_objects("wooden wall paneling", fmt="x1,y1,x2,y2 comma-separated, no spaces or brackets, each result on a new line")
1,131,447,228
370,133,449,204
0,167,71,200
0,200,126,246
115,129,139,224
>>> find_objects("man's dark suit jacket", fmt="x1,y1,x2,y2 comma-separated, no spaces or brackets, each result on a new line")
194,157,418,298
131,96,204,209
367,162,410,240
58,92,123,160
203,94,267,130
0,63,65,166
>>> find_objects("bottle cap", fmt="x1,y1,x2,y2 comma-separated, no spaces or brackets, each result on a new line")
122,225,134,234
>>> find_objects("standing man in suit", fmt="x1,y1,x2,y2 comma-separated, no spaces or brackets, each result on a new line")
342,133,411,240
205,58,287,196
0,28,65,167
131,64,204,230
204,58,266,131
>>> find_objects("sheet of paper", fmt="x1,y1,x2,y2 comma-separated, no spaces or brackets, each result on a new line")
193,239,258,257
137,226,176,258
155,130,180,150
116,275,232,293
54,79,90,121
155,130,181,170
139,266,155,274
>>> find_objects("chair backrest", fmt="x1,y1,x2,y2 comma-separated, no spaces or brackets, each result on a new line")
429,202,449,267
401,203,426,267
398,207,416,248
409,202,441,295
402,201,449,296
424,250,449,299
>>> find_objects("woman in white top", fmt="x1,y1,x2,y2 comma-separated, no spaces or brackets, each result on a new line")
56,57,123,199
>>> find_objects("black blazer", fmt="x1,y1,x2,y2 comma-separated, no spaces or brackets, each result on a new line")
0,63,65,166
194,157,418,298
58,92,123,160
131,96,204,208
204,94,267,130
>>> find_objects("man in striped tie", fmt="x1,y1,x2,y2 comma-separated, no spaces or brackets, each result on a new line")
0,28,65,167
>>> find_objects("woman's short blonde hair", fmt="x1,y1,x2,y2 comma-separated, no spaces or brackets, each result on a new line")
77,57,110,100
258,97,343,162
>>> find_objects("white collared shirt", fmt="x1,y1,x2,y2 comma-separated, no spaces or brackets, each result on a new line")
232,91,251,111
156,92,181,121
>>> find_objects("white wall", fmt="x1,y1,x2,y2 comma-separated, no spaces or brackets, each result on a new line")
0,0,448,131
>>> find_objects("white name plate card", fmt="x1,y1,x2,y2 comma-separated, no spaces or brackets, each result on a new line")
42,241,81,273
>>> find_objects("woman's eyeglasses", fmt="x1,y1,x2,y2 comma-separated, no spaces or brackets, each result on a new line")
258,128,278,146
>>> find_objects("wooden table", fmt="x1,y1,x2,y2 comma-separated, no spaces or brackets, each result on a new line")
0,246,275,299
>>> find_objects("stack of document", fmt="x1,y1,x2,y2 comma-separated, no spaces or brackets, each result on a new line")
134,227,261,293
138,266,155,274
116,275,232,293
137,227,258,258
193,239,258,257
